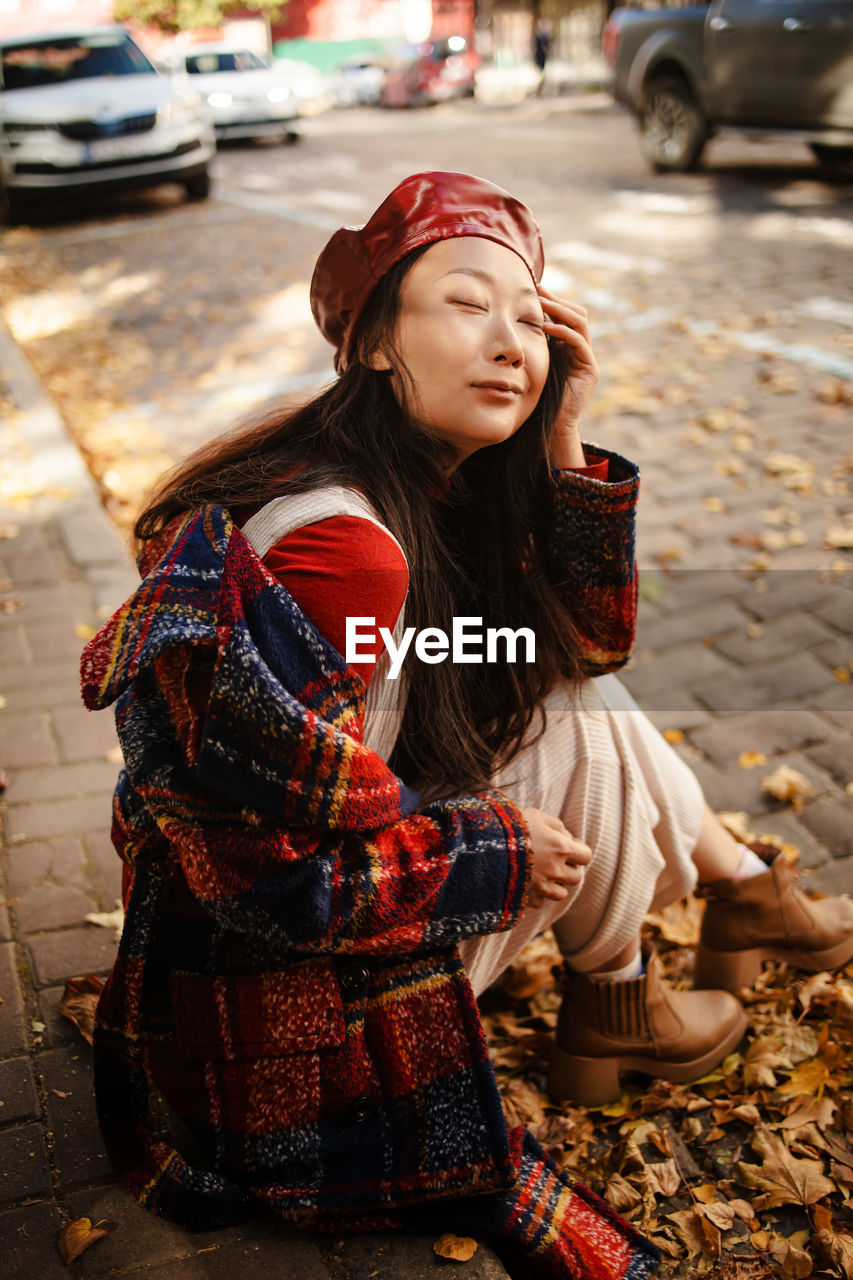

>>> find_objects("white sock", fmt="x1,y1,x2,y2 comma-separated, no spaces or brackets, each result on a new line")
586,951,644,983
733,843,769,880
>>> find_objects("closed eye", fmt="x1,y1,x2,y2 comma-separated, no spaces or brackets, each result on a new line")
450,297,487,311
522,316,547,330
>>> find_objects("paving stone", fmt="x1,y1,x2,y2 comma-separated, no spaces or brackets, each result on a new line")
621,642,731,700
807,737,853,789
799,796,853,859
83,830,123,907
5,836,89,896
5,759,120,805
711,613,837,665
17,883,99,935
50,706,118,764
57,505,126,569
0,906,10,943
813,592,853,635
27,927,117,989
0,711,58,768
0,1124,52,1205
0,943,27,1054
692,654,833,716
41,1047,112,1189
6,795,116,843
801,858,853,897
646,704,713,734
0,1198,68,1280
0,1057,39,1124
805,685,853,728
747,811,834,870
2,678,83,713
3,547,65,586
686,706,829,762
322,1231,510,1280
637,600,750,651
811,637,853,672
0,626,28,665
22,620,86,664
0,584,72,626
744,577,839,621
649,570,757,613
690,752,837,817
38,985,78,1048
65,1184,329,1278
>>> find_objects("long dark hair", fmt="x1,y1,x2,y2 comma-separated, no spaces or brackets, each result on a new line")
135,246,585,794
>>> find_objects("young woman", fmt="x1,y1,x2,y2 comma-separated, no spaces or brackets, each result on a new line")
81,172,853,1280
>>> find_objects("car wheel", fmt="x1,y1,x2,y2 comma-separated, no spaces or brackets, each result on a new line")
184,169,211,201
640,76,707,173
810,143,853,170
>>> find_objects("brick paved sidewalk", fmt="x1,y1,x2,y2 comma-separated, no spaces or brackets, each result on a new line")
0,325,512,1279
1,316,851,1279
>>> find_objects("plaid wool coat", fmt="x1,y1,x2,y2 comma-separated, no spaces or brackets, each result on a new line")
80,450,639,1232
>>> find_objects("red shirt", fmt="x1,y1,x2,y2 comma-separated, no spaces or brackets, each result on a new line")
259,455,610,689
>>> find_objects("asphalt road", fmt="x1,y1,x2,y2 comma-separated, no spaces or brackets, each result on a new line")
4,95,853,578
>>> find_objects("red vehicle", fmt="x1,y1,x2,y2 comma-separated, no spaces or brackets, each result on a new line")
379,36,479,108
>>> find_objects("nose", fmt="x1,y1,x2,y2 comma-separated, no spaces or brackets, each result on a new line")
489,316,525,367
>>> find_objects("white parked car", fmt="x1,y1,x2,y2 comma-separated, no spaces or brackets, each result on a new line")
330,55,387,108
0,25,215,221
270,57,335,117
170,45,300,141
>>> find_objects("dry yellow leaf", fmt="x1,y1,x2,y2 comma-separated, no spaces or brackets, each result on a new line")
834,667,851,684
703,497,726,513
738,749,767,769
825,525,853,549
662,728,685,744
75,623,97,641
761,765,814,805
777,1059,832,1099
716,811,754,842
433,1234,479,1262
765,452,815,476
737,1126,835,1208
58,1217,110,1265
745,622,765,639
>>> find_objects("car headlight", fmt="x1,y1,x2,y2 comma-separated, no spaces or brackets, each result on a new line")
159,98,203,123
207,92,233,109
266,86,291,104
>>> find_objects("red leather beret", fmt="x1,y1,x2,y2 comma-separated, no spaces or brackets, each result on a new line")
310,171,544,372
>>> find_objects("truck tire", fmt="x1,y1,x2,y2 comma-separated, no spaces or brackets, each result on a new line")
810,144,853,170
640,76,708,173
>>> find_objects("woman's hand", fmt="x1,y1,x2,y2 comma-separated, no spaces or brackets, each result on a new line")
521,807,592,909
539,286,600,468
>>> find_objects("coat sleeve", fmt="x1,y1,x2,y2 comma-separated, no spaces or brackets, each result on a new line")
117,650,531,958
547,444,640,676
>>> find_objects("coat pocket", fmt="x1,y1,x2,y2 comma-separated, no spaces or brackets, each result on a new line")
170,957,345,1061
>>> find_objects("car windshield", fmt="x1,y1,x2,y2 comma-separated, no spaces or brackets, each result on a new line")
185,51,267,74
1,32,155,91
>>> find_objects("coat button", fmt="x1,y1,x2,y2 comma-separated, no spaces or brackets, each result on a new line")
340,962,370,995
348,1095,377,1125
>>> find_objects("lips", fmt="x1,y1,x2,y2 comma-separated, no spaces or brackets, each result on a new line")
471,381,523,394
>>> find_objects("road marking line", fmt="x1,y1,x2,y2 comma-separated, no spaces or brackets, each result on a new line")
798,297,853,327
550,240,666,274
213,189,342,229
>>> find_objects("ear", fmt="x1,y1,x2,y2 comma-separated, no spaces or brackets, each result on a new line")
363,344,393,373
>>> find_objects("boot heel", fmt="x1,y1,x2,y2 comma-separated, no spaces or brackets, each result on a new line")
548,1043,621,1108
694,943,762,992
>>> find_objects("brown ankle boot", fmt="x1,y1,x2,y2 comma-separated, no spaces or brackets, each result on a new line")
695,853,853,993
548,952,748,1108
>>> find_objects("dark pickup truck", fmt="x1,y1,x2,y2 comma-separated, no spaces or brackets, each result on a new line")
603,0,853,171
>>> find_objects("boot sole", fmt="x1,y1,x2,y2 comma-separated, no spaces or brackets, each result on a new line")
694,937,853,993
547,1007,749,1109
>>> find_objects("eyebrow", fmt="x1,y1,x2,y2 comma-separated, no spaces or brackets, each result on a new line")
438,266,540,301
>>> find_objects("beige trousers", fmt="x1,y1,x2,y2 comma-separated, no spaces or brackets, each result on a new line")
458,674,704,997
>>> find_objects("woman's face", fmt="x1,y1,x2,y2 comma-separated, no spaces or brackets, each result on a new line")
377,236,550,465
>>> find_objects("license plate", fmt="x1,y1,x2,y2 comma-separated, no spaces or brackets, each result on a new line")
85,132,157,163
